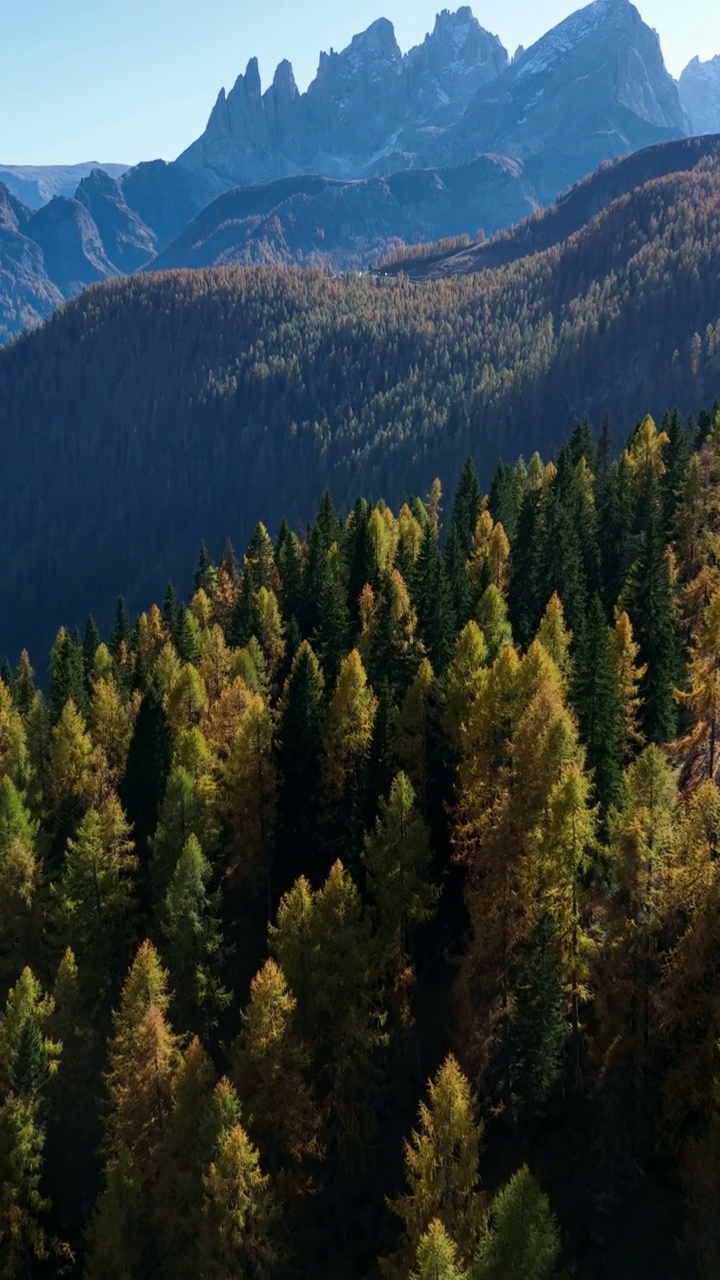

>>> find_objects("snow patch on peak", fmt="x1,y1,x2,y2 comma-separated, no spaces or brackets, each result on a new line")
514,0,631,81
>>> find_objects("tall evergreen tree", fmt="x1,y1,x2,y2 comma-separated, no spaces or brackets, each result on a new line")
474,1166,561,1280
49,627,86,723
509,913,566,1119
313,543,352,687
275,519,304,627
571,595,623,811
161,834,229,1038
414,523,456,673
624,480,681,744
276,642,326,891
450,460,482,553
384,1054,486,1277
509,483,546,647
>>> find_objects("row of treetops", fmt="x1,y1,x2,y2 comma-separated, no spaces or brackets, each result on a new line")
2,408,720,1275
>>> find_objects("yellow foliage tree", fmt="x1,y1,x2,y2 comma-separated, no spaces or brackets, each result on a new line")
384,1054,486,1277
444,622,487,743
164,664,209,735
90,674,140,784
223,693,277,910
232,958,321,1202
609,610,647,757
47,700,95,810
678,587,720,781
323,649,377,800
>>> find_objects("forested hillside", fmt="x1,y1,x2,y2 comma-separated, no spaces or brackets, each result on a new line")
2,153,720,661
2,410,720,1278
384,134,720,279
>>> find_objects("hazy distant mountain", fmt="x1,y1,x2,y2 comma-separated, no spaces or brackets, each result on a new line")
0,162,129,209
24,198,118,295
0,185,63,342
679,56,720,135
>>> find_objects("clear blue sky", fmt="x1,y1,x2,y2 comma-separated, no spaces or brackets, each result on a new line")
1,0,717,166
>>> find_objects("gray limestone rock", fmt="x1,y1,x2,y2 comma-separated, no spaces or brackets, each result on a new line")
679,56,720,135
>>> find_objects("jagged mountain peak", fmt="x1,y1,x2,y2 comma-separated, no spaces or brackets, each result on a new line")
178,7,510,190
75,166,121,198
242,57,262,96
354,15,398,46
679,53,720,135
405,7,508,125
410,6,506,65
0,182,32,233
424,6,495,52
272,59,298,94
512,0,640,83
314,17,402,83
449,0,687,195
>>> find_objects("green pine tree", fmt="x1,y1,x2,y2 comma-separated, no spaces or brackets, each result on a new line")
571,595,623,812
161,834,230,1037
509,913,566,1119
474,1165,561,1280
414,523,456,672
624,481,681,743
276,641,326,891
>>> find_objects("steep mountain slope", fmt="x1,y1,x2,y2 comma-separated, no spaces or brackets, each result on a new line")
178,9,508,192
0,161,129,209
448,0,688,198
151,157,534,272
75,168,156,272
386,134,720,278
0,185,63,341
679,55,720,135
0,170,164,342
1,153,719,660
24,197,118,294
116,158,214,248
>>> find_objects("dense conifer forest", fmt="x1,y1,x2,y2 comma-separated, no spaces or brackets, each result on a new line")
1,154,719,661
3,407,720,1277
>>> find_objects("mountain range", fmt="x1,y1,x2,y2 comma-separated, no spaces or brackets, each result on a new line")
1,133,719,661
2,0,717,342
0,161,129,209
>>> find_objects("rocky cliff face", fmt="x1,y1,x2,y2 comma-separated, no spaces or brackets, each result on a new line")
75,168,156,273
0,185,64,342
679,56,720,135
178,8,508,190
25,198,118,294
405,7,509,124
448,0,688,197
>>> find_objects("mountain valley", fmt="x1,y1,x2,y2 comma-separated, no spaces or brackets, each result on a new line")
1,139,719,660
0,0,711,342
3,8,720,1279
